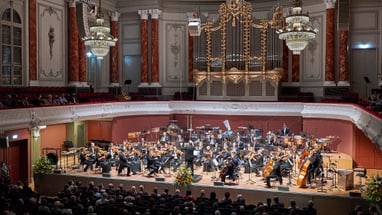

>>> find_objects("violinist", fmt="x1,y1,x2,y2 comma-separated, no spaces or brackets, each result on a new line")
170,145,182,172
265,156,283,188
265,131,276,145
79,148,95,172
117,149,132,176
146,150,159,177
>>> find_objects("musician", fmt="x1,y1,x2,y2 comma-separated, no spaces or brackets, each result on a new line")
88,142,97,154
281,123,291,136
159,131,170,144
146,150,159,177
79,148,95,172
175,134,184,147
250,152,264,177
220,157,237,183
170,145,182,172
117,150,132,176
265,131,276,145
231,150,242,168
307,149,323,184
216,129,223,144
265,157,283,188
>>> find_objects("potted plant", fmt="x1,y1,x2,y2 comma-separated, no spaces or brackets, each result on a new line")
32,156,53,192
362,174,382,214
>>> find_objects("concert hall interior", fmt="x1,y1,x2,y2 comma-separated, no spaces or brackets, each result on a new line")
1,0,382,214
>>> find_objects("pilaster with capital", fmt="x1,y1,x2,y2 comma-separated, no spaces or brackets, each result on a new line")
138,10,149,83
29,0,37,81
110,11,120,84
339,30,349,82
282,41,289,82
188,35,194,82
325,0,336,83
292,55,300,82
149,9,161,83
68,0,79,83
79,39,86,83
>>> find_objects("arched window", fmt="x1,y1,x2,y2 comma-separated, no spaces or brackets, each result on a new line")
1,7,22,85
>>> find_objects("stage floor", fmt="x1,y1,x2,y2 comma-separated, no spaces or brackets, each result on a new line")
63,162,358,197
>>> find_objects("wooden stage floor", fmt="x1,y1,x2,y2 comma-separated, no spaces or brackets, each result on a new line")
64,163,358,196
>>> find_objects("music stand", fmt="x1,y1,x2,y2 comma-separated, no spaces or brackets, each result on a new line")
211,158,219,181
246,159,255,184
317,173,327,192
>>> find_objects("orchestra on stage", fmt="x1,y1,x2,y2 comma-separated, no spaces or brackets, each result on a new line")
74,121,338,189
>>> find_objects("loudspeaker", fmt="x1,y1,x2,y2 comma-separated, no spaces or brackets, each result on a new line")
124,80,132,85
214,181,224,186
155,177,165,182
76,3,91,39
0,137,9,148
349,192,362,197
64,141,73,148
278,186,289,191
102,173,111,177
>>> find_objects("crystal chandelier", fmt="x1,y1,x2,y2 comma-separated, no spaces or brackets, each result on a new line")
83,0,117,59
276,0,318,55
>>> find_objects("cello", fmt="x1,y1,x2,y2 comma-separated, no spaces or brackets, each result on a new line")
262,159,274,179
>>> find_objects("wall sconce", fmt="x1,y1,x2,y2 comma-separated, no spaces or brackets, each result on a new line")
187,12,201,36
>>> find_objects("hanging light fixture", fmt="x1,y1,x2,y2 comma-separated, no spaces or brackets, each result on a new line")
83,0,117,59
277,0,318,55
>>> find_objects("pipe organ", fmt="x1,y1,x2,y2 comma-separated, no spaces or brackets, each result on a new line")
193,0,284,101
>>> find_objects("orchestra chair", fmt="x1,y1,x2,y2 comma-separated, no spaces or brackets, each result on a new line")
354,168,367,189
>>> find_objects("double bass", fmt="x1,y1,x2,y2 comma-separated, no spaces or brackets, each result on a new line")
297,158,311,188
297,148,317,188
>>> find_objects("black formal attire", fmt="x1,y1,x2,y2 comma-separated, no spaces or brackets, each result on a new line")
117,151,131,176
146,153,159,176
307,151,323,184
281,127,291,136
184,144,195,176
265,160,283,187
221,159,236,183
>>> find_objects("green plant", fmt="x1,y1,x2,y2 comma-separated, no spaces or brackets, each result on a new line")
362,174,382,213
33,157,53,177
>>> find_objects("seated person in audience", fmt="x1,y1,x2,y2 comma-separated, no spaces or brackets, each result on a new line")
67,93,78,104
21,96,32,107
58,93,68,104
52,94,61,105
2,94,15,108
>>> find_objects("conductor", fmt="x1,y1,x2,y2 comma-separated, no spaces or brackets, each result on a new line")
183,140,195,176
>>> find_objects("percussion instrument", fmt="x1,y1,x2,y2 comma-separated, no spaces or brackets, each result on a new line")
317,138,329,147
294,135,306,146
